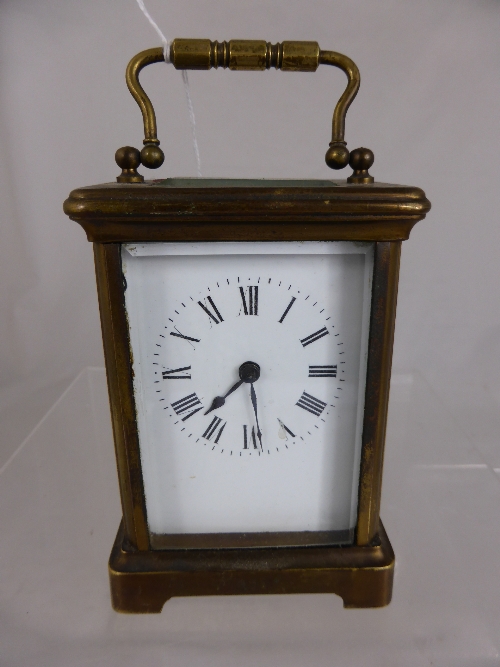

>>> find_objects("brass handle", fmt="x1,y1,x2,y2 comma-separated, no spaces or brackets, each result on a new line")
116,39,373,183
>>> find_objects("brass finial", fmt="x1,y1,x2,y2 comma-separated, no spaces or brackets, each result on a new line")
115,146,144,183
115,144,165,183
347,147,375,184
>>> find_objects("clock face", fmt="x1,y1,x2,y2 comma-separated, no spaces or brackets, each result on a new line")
123,242,373,539
156,277,342,455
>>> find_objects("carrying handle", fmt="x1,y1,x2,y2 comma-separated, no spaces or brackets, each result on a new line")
115,39,374,184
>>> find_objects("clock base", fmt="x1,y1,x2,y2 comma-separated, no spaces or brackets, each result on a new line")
108,521,395,613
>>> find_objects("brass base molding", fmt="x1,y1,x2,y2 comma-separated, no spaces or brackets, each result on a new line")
109,520,395,613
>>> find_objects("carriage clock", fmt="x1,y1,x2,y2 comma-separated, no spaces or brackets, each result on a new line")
64,39,431,612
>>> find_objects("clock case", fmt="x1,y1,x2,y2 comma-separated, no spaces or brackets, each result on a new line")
63,40,431,613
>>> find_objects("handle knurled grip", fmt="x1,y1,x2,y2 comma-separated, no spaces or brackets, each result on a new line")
115,39,374,184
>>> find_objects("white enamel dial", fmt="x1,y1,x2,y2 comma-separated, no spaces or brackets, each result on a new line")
122,242,373,538
156,276,342,455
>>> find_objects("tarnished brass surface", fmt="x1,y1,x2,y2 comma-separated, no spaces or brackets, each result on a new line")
119,39,362,180
150,528,352,550
319,50,359,152
63,179,431,609
170,38,320,71
228,40,267,70
348,147,375,184
125,49,164,143
115,146,143,183
119,48,166,182
94,244,149,551
282,41,320,71
64,181,431,243
170,38,212,69
356,242,401,544
109,520,395,613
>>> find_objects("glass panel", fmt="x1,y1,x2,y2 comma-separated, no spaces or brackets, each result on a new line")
151,178,337,188
122,241,373,546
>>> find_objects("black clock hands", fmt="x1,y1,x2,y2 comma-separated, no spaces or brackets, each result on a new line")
204,360,261,415
249,382,263,450
204,378,244,415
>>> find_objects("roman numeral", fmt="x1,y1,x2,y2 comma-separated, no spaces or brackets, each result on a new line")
169,331,200,343
296,391,327,417
278,297,296,323
203,416,227,443
300,327,329,347
243,425,259,449
239,286,259,315
277,418,295,438
308,365,337,378
171,393,203,421
198,296,224,324
162,366,191,380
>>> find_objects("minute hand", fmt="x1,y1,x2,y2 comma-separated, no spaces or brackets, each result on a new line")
204,379,244,415
250,383,263,450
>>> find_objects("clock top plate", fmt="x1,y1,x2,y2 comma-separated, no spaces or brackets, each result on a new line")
63,178,431,244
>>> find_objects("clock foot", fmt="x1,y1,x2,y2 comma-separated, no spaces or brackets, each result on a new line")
108,520,395,613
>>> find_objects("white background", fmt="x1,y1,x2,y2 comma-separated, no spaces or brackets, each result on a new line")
1,1,500,663
0,0,499,466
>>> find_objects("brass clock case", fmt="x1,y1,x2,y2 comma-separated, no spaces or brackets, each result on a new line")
63,41,431,613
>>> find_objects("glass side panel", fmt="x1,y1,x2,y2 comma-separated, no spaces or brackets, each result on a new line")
151,178,337,188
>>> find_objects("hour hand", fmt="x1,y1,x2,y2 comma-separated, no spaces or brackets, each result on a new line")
204,362,261,416
204,379,244,415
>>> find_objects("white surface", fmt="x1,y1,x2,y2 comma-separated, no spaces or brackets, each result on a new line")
1,367,499,666
123,242,372,535
1,0,500,475
124,241,372,256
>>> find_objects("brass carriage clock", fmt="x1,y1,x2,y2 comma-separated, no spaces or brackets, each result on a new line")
64,39,430,612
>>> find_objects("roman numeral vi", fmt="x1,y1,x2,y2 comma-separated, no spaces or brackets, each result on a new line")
243,425,259,449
